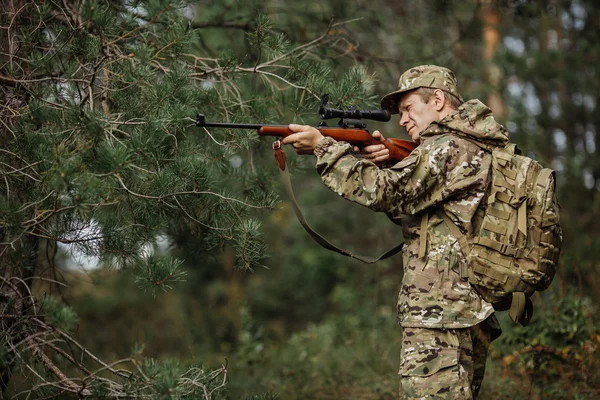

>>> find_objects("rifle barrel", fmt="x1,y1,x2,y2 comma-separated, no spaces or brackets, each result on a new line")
196,114,286,130
200,121,289,130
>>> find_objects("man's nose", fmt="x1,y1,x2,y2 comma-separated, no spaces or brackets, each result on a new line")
399,113,408,126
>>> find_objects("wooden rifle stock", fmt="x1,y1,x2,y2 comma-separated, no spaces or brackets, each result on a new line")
258,126,416,163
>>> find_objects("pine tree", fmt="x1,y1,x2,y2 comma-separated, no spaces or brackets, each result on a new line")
0,0,373,397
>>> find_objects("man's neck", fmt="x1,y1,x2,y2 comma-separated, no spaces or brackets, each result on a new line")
438,106,455,121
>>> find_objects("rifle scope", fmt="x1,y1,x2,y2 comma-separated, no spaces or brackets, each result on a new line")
319,106,391,122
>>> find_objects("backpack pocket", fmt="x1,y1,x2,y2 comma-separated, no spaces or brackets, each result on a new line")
467,245,524,304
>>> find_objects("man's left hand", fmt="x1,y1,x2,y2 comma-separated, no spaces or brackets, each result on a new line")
281,124,325,154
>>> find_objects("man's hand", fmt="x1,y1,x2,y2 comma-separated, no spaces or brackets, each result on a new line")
281,124,325,154
354,130,390,165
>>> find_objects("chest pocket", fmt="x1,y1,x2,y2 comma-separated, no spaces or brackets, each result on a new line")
401,244,437,294
402,271,436,294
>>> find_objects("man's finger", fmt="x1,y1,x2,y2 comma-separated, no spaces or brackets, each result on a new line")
363,144,386,153
282,133,306,145
372,130,386,141
288,123,311,133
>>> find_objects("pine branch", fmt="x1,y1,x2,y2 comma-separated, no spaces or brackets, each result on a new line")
105,4,174,47
186,19,349,101
0,73,67,87
115,174,271,210
28,337,90,396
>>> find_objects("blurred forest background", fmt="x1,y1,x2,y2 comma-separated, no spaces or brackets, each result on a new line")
0,0,598,399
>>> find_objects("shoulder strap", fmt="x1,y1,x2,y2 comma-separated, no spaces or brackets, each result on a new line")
275,143,404,264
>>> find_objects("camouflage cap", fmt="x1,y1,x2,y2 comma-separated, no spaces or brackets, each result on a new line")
380,65,464,114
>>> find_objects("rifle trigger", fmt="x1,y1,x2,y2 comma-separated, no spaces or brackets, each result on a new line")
272,140,282,150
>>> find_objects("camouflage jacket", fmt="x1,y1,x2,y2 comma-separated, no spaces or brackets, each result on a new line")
313,99,509,328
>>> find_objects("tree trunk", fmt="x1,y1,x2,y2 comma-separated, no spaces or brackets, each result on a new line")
482,0,504,120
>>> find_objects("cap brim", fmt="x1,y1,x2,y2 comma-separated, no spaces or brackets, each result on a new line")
380,90,405,115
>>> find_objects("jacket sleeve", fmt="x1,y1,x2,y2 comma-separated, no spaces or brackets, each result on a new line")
314,134,482,218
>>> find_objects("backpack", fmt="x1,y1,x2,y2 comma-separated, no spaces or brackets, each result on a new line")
442,142,562,326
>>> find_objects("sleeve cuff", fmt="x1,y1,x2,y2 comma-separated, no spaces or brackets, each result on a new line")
313,136,338,158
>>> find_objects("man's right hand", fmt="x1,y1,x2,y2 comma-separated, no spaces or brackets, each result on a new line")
354,130,390,165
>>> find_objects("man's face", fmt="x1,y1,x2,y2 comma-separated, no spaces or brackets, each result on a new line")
398,91,439,144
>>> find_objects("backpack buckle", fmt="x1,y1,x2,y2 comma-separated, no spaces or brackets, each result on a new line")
499,243,518,257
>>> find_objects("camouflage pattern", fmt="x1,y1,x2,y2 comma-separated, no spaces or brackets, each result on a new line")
314,99,508,329
399,318,495,399
381,65,465,114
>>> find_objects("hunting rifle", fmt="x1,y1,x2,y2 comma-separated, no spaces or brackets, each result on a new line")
196,95,414,263
195,94,416,165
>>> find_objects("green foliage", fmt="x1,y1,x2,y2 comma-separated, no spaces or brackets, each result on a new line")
143,358,184,396
135,255,187,295
498,292,597,349
38,295,79,332
69,31,102,61
4,0,354,394
234,219,268,270
246,12,290,61
5,0,341,272
478,290,600,400
229,298,400,399
326,65,378,109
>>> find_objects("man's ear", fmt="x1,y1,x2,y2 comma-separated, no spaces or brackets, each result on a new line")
433,89,446,111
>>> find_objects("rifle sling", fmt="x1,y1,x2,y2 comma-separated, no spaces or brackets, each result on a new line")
275,145,403,264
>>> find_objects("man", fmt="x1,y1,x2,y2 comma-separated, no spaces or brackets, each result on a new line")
282,65,506,399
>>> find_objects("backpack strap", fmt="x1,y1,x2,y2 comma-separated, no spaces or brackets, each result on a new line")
418,212,429,259
509,292,533,326
518,201,528,237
